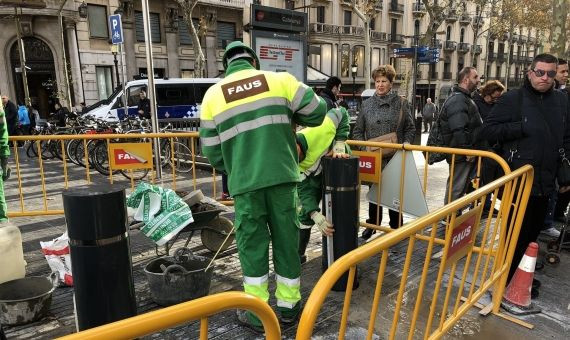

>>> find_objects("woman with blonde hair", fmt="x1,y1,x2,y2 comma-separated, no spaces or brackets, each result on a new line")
353,65,415,240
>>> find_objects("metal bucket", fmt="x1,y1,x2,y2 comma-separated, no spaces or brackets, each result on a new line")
0,273,57,325
144,248,213,306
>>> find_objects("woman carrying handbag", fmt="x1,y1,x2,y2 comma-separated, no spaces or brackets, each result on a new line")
352,65,416,240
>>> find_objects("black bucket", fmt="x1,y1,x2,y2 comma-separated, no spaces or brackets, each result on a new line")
0,273,58,325
144,249,213,306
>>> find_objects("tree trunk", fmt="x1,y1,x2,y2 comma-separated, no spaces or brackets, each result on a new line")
178,0,206,77
551,0,568,57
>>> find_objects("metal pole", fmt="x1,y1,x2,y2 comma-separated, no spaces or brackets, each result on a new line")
112,49,120,89
412,36,418,119
58,0,72,109
141,0,161,178
14,7,30,107
120,43,128,119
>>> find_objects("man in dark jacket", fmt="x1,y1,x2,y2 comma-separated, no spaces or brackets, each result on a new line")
320,76,341,111
439,66,482,205
421,98,436,132
1,95,19,136
137,90,151,119
481,54,570,289
550,58,570,227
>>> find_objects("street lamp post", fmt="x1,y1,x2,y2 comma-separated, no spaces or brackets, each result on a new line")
111,45,120,89
351,63,358,111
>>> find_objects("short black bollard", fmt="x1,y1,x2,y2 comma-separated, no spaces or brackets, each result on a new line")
63,185,137,331
321,156,360,291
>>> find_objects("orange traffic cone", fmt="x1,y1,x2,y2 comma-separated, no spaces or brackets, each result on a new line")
501,242,541,315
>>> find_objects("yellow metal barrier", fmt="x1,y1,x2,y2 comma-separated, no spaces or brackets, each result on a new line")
6,132,232,217
296,164,533,339
56,291,280,340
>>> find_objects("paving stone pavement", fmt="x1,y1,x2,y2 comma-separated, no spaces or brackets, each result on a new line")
2,134,569,339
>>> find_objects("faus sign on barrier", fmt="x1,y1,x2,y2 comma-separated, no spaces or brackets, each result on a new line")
109,143,153,170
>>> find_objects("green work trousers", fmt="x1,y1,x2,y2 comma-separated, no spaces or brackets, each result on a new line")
233,182,301,325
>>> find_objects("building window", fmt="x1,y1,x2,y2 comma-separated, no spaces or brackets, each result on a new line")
496,65,501,78
87,5,108,39
217,22,236,48
460,28,465,43
179,18,199,45
370,18,375,31
344,11,352,26
446,26,451,40
285,0,295,10
309,44,321,70
353,46,364,77
135,11,161,43
341,44,350,77
95,66,113,100
391,18,398,37
372,48,380,69
321,44,332,75
316,6,325,23
181,69,194,78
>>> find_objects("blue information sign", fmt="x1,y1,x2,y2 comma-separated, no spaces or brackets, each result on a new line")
109,14,123,44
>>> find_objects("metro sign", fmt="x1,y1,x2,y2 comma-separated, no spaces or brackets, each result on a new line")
446,205,482,265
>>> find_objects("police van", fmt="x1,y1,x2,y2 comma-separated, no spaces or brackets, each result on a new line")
83,78,220,121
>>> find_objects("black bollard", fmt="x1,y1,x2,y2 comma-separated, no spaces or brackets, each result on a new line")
321,156,360,291
63,185,137,331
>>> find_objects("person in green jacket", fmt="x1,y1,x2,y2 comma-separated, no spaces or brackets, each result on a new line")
296,107,350,263
199,41,326,330
0,101,10,221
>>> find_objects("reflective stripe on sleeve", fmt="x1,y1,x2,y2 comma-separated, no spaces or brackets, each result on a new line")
200,135,221,147
219,114,290,143
200,119,216,129
290,84,308,112
297,95,322,115
327,108,342,127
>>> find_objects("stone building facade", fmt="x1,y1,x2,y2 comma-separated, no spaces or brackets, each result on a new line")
0,0,244,116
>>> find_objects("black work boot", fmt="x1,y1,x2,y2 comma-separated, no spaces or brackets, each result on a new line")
298,228,311,264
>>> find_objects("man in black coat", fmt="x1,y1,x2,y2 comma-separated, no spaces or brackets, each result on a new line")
320,76,341,111
481,54,570,289
439,66,482,205
1,95,19,136
137,90,151,119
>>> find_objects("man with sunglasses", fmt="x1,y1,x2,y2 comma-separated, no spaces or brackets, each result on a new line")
481,54,570,296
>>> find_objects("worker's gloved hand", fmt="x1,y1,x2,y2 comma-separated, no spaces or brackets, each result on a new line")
332,141,349,159
311,211,333,236
0,157,10,181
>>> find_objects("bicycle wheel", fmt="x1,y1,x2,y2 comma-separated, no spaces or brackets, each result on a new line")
26,141,38,158
120,168,149,181
66,139,81,165
168,142,194,173
92,141,110,176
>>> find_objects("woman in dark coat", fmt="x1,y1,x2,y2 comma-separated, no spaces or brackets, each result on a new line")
352,65,415,240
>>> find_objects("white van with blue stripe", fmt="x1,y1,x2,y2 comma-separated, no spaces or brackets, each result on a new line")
83,78,220,121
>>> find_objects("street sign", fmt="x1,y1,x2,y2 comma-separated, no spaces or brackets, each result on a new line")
445,205,482,266
109,143,153,170
109,14,123,44
393,46,430,58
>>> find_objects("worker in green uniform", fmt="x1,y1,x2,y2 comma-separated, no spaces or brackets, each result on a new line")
199,41,327,330
0,100,10,222
296,106,351,263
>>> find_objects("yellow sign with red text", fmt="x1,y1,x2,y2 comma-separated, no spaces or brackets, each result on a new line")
352,151,381,183
109,143,153,170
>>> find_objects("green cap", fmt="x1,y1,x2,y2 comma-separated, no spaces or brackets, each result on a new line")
222,41,260,70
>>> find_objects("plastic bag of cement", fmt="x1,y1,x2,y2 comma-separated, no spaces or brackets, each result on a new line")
40,232,73,286
127,182,194,246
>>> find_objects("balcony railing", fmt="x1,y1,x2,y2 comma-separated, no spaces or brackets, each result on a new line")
309,23,364,36
472,45,482,54
528,36,537,45
198,0,245,8
458,42,470,53
374,3,383,11
511,34,519,43
443,71,453,80
370,30,388,41
519,35,527,43
527,56,533,62
388,3,404,14
459,14,471,24
444,40,457,51
472,17,484,27
388,33,405,44
412,3,426,16
488,52,497,61
445,10,458,22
